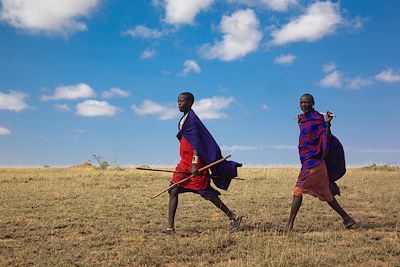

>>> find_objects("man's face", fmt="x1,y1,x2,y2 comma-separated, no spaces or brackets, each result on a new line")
300,95,313,114
178,94,192,113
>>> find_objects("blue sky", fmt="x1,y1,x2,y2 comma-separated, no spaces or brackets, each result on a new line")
0,0,399,166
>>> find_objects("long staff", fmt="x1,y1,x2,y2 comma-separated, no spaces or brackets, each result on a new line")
136,167,190,175
150,155,231,199
137,167,244,180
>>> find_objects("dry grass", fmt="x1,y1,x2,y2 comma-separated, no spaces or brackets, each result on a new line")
0,167,399,266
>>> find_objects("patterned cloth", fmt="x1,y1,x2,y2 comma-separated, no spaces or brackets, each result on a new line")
295,110,346,198
172,136,210,190
177,109,241,190
294,161,334,201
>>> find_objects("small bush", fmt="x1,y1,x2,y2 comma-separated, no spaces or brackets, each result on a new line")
91,155,124,170
362,164,400,171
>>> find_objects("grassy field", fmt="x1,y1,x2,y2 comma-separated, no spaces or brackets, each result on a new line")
0,166,399,266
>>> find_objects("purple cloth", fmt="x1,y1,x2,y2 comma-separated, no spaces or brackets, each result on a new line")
298,110,346,184
177,109,240,190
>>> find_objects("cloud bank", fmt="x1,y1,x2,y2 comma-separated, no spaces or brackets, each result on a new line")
0,90,28,112
0,0,100,36
271,1,342,45
0,126,12,135
76,100,119,117
200,9,262,61
42,83,95,101
164,0,214,25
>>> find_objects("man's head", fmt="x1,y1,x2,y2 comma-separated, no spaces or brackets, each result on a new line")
178,92,194,113
300,93,315,114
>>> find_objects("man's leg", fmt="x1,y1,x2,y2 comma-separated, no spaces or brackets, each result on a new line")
209,196,236,220
166,186,179,231
209,197,242,229
327,197,355,229
287,195,303,231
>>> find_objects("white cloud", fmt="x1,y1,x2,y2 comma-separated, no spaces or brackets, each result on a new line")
375,68,400,83
141,49,156,59
227,0,298,12
180,60,201,75
42,83,95,101
193,96,235,120
319,63,376,89
318,70,343,88
164,0,214,25
346,76,373,90
274,53,296,65
132,100,179,120
221,145,258,151
102,88,131,98
0,126,12,135
54,103,71,111
350,16,364,29
0,0,100,36
269,144,297,150
76,100,119,117
0,90,28,112
261,104,269,110
271,2,342,45
322,62,336,73
199,9,262,61
123,25,163,39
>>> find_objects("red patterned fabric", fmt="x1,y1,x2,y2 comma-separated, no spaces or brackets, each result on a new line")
293,161,334,201
172,136,209,190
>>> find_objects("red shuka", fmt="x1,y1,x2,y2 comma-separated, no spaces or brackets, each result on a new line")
172,136,209,190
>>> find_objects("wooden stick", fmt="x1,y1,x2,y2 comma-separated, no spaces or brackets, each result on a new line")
136,167,190,175
150,155,231,199
293,112,336,120
137,167,245,180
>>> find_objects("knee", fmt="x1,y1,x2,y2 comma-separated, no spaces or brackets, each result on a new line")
169,187,179,197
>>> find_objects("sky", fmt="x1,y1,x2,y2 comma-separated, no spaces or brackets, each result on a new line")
0,0,399,167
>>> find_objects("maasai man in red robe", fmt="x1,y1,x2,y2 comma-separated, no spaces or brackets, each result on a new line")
163,92,242,234
286,94,355,231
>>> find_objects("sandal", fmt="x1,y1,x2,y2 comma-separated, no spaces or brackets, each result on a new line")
344,218,356,229
230,215,242,230
161,227,175,234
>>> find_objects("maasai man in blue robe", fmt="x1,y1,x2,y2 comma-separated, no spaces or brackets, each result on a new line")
286,94,355,231
163,92,242,234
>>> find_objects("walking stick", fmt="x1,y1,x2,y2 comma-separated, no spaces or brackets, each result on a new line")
136,167,191,175
137,166,245,180
150,155,231,199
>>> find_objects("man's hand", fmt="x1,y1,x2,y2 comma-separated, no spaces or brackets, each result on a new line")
326,111,334,124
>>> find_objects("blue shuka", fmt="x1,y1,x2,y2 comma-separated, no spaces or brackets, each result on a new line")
176,109,240,190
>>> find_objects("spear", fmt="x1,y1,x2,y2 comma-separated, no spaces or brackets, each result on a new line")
150,155,231,199
136,167,244,180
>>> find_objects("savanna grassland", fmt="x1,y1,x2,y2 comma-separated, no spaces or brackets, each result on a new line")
0,166,399,266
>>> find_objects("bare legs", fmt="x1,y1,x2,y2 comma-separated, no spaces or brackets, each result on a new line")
287,195,302,231
287,195,354,231
327,198,355,228
209,196,237,220
166,187,238,231
166,187,179,229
